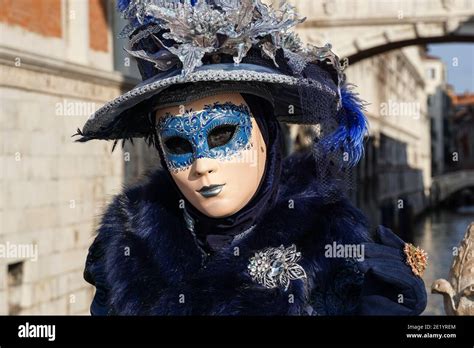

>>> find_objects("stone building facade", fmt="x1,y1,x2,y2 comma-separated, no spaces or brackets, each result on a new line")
345,47,431,233
449,93,474,171
289,46,434,233
422,54,451,177
0,0,130,315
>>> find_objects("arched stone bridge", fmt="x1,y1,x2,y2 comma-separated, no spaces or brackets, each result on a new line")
431,170,474,203
279,0,474,63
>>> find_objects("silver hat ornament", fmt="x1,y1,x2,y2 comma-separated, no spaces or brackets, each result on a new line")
119,0,346,78
75,0,351,143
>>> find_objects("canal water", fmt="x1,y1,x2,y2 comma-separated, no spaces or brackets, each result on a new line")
412,206,474,315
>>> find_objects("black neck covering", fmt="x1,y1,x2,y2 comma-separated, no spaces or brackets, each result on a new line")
156,93,283,253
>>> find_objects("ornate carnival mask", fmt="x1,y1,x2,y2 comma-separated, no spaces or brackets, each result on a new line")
155,93,267,218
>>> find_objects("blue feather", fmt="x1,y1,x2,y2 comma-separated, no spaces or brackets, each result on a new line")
325,85,369,167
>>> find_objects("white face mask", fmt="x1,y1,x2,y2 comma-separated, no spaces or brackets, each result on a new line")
156,93,267,218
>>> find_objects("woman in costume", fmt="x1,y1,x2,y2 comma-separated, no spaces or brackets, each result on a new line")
76,0,428,315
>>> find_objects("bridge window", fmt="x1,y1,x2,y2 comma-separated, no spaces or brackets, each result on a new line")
427,68,436,79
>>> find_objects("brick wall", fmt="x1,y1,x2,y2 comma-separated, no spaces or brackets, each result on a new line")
0,0,124,315
89,0,109,52
0,0,62,38
0,0,110,48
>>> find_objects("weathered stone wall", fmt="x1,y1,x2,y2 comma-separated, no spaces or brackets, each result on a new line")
0,0,129,315
0,58,129,314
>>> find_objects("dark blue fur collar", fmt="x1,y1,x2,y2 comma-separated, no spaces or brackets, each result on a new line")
87,151,373,315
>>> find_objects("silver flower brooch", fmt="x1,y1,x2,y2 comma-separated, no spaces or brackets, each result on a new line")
248,244,307,291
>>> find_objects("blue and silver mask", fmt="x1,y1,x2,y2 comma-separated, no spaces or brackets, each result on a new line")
157,102,253,173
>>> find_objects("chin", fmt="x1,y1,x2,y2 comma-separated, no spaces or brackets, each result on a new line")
198,197,241,218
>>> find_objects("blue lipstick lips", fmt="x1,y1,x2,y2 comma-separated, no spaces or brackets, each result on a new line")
197,184,226,198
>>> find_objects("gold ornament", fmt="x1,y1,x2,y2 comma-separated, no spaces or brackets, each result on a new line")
404,243,428,277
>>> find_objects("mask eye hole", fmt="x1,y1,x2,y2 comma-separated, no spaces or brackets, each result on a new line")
164,136,193,155
207,124,237,149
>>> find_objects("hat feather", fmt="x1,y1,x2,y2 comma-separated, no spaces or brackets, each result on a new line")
328,84,369,167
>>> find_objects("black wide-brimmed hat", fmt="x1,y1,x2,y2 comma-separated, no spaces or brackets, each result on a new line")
75,0,368,171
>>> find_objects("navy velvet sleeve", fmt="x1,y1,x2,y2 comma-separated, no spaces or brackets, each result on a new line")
356,225,427,315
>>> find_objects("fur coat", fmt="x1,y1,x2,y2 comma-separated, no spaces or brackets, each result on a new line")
84,151,427,315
